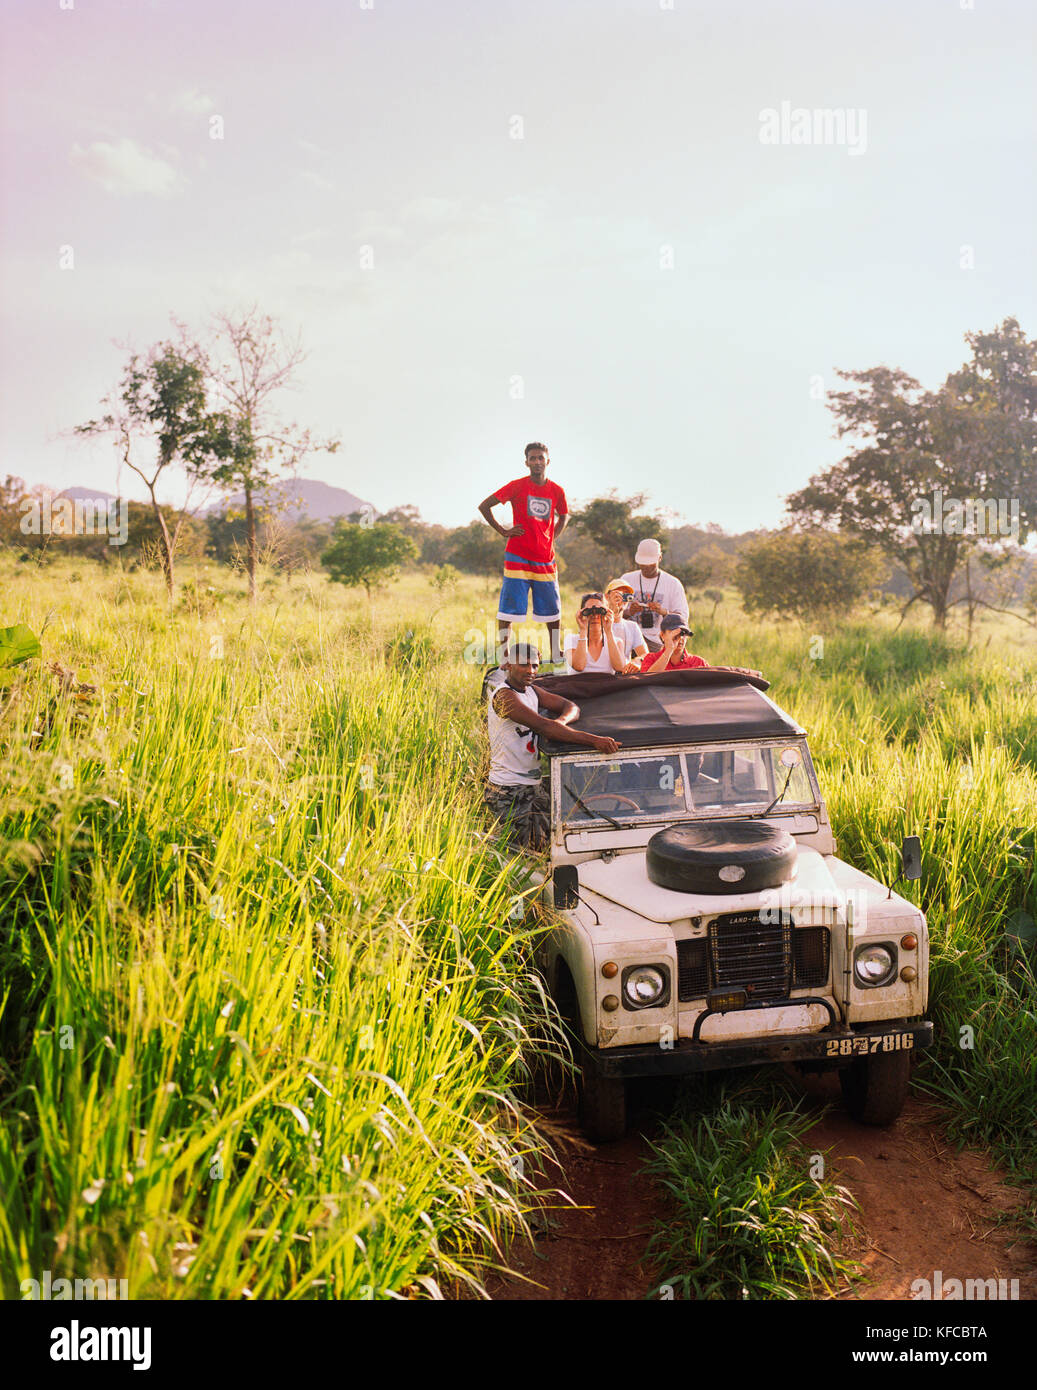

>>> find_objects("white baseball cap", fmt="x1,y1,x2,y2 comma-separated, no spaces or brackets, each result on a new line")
635,538,662,564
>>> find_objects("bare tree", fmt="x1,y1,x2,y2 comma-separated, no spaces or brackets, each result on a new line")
204,306,339,603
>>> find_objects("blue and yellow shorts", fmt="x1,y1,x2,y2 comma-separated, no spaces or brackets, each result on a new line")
497,553,561,623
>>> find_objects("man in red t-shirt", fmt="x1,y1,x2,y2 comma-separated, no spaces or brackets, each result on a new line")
478,442,568,663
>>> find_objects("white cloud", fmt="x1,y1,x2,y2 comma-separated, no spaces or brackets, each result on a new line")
171,88,215,116
69,138,185,197
300,170,335,193
290,227,333,245
403,196,468,225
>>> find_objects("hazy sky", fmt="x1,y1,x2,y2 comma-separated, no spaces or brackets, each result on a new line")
2,0,1034,531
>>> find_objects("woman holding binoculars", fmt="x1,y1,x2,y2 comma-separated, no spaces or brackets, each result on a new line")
564,589,643,675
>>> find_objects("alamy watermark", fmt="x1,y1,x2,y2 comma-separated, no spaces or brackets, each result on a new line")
22,1271,129,1300
910,1269,1019,1301
910,488,1020,541
49,1321,151,1371
19,495,128,546
759,102,867,156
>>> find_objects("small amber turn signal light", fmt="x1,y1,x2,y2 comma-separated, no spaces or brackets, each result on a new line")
706,987,748,1013
601,961,619,978
900,933,917,950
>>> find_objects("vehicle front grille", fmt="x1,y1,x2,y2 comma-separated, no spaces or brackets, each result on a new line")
710,912,791,1001
676,916,831,1002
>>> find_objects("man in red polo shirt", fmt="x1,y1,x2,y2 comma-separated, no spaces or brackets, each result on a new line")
639,614,708,672
478,442,568,664
640,614,762,677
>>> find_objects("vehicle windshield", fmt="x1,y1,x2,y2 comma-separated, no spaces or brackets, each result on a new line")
557,743,818,827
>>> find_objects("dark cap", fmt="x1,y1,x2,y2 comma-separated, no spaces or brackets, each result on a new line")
660,614,693,636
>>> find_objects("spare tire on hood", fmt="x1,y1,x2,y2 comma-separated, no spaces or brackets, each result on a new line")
646,819,796,896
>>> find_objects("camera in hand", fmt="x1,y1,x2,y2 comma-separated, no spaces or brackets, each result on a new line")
581,605,607,618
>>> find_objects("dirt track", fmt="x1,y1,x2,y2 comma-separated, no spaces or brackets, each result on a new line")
484,1075,1036,1302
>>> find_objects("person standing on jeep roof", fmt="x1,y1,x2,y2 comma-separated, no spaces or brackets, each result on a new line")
478,443,568,665
620,538,689,653
486,642,622,850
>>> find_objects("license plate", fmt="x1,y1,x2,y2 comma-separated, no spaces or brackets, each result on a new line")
825,1032,914,1057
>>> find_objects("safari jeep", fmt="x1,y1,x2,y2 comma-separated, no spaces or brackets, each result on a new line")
533,668,932,1142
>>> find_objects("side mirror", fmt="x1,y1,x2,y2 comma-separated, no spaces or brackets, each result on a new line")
901,836,922,881
553,865,579,909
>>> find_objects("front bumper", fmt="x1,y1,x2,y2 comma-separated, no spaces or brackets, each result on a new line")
588,1019,934,1079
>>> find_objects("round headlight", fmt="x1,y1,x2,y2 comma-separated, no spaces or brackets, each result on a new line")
624,966,666,1007
854,944,896,987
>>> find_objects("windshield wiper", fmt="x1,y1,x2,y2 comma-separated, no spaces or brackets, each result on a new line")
761,766,794,817
562,780,623,830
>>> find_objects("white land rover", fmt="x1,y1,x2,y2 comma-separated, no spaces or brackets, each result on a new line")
532,668,932,1142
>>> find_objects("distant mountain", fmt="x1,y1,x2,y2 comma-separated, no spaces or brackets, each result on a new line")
57,486,118,502
45,479,377,524
211,478,376,523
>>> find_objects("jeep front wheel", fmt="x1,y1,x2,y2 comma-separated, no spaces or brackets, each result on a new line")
840,1048,911,1126
578,1059,627,1143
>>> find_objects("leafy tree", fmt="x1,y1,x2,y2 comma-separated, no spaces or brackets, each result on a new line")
74,332,233,599
417,524,452,566
552,527,608,588
668,558,712,592
568,491,665,575
203,306,340,603
734,530,878,622
693,542,740,587
701,588,724,620
378,505,423,538
0,475,30,550
787,319,1037,628
125,501,208,565
447,520,503,576
376,505,456,567
321,520,416,599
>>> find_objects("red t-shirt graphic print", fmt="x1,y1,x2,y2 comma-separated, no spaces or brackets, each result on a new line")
493,477,568,565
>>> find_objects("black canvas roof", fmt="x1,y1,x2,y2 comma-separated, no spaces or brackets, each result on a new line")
534,669,803,754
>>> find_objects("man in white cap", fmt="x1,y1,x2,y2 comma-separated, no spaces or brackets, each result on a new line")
619,538,689,652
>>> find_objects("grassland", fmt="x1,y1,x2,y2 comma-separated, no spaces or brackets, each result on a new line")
1,556,1035,1299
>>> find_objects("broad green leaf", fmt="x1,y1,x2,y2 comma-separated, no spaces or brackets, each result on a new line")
0,623,41,669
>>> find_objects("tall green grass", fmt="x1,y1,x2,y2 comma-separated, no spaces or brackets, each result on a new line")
0,561,559,1298
642,610,1037,1286
1,558,1035,1299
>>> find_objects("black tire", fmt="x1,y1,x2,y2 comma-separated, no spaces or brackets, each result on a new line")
578,1057,628,1144
840,1048,911,1126
646,819,797,896
553,961,628,1142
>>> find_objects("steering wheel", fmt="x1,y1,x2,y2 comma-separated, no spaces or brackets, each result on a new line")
580,793,641,812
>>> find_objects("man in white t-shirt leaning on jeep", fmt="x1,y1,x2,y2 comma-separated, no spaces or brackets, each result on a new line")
620,538,690,652
485,642,622,851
